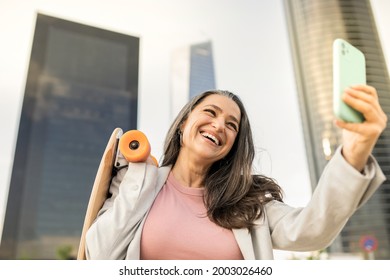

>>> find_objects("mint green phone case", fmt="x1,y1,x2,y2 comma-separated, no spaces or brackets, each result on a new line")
333,38,366,123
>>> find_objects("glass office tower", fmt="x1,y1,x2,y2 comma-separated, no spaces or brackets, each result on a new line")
189,41,216,99
284,0,390,259
171,41,216,119
0,14,139,259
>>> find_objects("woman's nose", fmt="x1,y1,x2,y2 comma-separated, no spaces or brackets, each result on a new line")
212,117,225,131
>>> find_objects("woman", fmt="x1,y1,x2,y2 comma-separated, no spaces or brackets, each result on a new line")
85,85,387,260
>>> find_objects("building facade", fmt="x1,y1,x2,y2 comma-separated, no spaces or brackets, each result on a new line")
189,41,216,99
0,14,139,259
284,0,390,259
171,41,216,119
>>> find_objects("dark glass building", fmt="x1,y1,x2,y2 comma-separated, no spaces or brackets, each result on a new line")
284,0,390,259
0,14,139,259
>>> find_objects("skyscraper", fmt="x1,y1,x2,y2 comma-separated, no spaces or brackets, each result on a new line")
189,41,216,99
0,14,140,259
171,41,216,119
284,0,390,259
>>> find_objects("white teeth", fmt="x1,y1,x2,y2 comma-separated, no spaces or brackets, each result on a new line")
201,132,220,145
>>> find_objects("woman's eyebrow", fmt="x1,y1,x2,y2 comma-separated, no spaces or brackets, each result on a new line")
205,104,240,124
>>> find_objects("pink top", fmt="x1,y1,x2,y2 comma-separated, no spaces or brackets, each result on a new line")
140,172,244,260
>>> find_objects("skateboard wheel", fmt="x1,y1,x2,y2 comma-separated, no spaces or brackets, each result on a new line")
150,155,158,166
119,130,151,162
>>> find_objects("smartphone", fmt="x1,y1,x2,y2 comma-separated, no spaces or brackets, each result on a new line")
333,38,366,123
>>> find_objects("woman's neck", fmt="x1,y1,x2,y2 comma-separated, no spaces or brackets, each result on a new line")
171,153,210,188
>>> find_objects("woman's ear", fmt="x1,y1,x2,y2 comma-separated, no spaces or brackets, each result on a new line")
179,120,187,134
178,121,187,146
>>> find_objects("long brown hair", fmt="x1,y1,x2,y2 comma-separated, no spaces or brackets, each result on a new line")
162,90,283,229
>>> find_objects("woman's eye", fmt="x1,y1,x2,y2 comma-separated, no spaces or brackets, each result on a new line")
204,109,216,116
228,122,238,131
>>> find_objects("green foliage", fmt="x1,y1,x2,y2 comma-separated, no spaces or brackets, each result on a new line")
56,245,74,260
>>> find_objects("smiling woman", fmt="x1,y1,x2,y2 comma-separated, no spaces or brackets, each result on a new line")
161,90,281,233
85,87,386,260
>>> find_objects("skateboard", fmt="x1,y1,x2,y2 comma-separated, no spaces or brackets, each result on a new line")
77,128,157,260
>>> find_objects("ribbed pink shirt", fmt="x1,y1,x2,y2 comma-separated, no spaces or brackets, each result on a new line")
140,172,244,260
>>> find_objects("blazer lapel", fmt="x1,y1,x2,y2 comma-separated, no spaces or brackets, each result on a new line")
232,228,255,260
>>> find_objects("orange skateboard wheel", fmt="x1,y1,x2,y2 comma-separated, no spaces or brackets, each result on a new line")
119,130,151,162
150,155,158,166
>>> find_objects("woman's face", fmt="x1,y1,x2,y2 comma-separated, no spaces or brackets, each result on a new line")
180,94,241,165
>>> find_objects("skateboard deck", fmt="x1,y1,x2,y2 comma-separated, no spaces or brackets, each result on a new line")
77,128,155,260
77,128,123,260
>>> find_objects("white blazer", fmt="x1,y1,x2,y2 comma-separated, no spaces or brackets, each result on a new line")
85,146,385,259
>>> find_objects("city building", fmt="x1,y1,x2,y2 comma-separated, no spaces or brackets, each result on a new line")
171,41,216,119
284,0,390,259
0,14,140,259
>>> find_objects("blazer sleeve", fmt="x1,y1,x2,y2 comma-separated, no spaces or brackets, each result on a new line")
85,156,159,260
266,146,386,252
